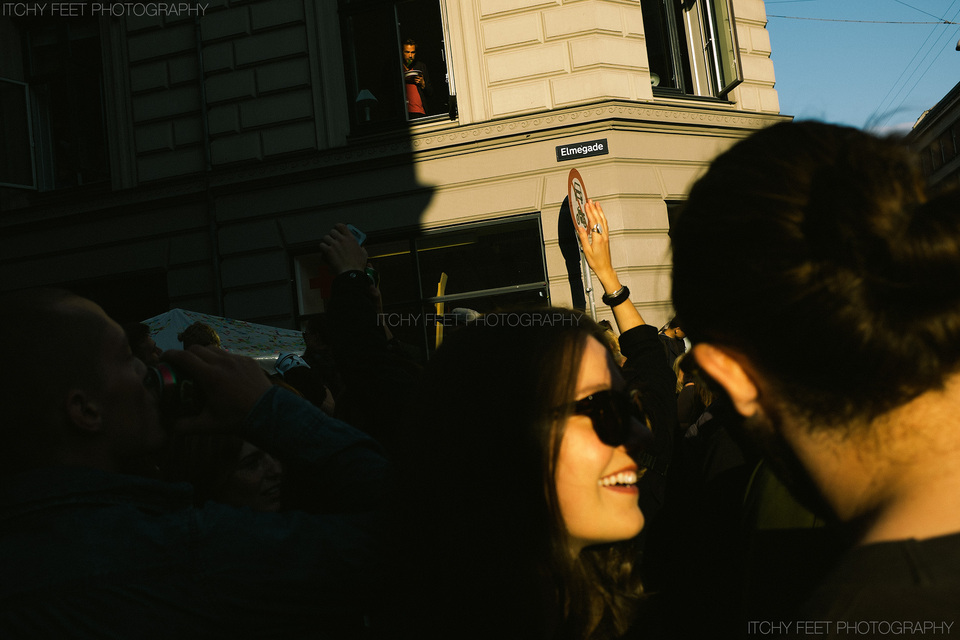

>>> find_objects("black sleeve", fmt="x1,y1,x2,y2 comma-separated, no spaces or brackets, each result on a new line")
618,325,678,517
327,271,421,454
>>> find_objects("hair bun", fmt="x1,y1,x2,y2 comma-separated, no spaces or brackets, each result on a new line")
877,191,960,307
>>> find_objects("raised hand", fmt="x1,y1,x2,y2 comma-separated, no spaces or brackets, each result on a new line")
319,223,369,275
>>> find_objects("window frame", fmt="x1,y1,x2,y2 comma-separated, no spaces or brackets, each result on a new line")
0,76,37,190
644,0,743,100
1,15,111,192
338,0,457,132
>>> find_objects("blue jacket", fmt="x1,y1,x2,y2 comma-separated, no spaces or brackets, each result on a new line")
0,387,389,639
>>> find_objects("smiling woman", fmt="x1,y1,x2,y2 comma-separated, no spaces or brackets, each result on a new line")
378,308,649,640
556,337,646,556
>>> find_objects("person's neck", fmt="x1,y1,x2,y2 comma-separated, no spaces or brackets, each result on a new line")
789,377,960,545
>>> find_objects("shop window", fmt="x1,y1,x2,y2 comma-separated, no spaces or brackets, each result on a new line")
339,0,456,129
641,0,742,99
0,16,109,191
293,215,549,356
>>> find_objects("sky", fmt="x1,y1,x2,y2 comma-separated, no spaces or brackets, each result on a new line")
765,0,960,133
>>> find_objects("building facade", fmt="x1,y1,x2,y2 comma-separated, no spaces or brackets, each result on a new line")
0,0,786,353
909,79,960,195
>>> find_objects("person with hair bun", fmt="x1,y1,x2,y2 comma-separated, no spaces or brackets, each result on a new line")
671,120,960,626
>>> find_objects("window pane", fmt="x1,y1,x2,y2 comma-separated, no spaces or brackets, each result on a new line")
367,238,421,305
707,0,743,97
0,78,34,188
641,0,679,90
416,219,546,298
22,18,108,190
931,140,943,171
940,130,956,163
341,6,406,126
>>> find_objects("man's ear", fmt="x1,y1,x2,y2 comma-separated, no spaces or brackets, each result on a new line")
65,389,103,434
692,343,761,417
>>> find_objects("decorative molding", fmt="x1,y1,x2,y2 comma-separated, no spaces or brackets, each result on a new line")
2,100,786,224
408,100,784,154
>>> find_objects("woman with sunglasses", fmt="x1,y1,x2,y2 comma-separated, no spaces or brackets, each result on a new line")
378,241,676,639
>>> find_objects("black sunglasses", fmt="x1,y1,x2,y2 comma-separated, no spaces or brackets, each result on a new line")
560,389,646,447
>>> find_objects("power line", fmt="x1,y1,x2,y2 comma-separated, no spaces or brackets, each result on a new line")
868,0,960,129
768,15,956,24
893,0,950,22
865,20,945,128
883,22,960,126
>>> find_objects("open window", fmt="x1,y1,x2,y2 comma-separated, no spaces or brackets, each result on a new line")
339,0,456,130
0,16,109,191
641,0,742,99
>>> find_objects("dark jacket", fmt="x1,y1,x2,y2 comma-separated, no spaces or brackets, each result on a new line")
0,387,388,639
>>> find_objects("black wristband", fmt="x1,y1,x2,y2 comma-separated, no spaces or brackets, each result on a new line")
601,285,630,307
339,270,373,285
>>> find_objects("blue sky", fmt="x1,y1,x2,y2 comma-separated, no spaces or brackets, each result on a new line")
765,0,960,133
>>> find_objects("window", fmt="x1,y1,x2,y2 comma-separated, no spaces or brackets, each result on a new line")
0,16,109,190
641,0,742,99
338,0,456,129
931,138,944,172
293,215,549,356
939,128,957,166
0,77,34,189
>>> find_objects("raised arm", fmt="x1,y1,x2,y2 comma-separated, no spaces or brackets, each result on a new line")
575,199,645,333
161,345,389,512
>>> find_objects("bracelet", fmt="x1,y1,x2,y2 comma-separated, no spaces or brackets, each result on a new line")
340,270,376,286
601,285,630,307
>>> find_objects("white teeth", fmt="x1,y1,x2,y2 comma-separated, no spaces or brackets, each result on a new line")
598,471,638,487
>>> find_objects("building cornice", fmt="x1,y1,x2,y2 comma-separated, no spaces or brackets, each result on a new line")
1,100,786,226
408,100,785,157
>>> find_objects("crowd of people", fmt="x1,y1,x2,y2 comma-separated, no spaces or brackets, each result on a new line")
2,121,958,639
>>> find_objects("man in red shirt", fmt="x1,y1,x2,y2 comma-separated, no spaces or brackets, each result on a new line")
402,39,430,120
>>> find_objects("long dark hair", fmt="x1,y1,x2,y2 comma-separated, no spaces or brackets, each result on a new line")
384,307,643,639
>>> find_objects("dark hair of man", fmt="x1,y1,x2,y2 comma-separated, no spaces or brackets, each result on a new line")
671,121,960,428
0,288,108,474
385,307,643,639
403,38,416,47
